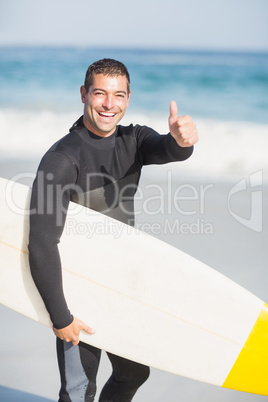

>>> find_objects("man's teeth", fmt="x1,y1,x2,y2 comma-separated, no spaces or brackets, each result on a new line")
99,112,115,117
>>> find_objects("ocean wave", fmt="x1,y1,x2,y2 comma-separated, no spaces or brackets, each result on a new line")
0,109,267,180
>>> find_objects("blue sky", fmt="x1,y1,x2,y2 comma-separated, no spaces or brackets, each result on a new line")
0,0,267,51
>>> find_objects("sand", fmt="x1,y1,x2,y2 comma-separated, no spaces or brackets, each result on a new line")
0,159,267,401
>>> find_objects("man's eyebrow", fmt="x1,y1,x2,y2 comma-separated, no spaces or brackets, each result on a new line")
91,88,105,93
92,88,127,94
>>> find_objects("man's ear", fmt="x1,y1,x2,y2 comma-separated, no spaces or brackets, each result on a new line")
80,85,87,103
127,90,131,107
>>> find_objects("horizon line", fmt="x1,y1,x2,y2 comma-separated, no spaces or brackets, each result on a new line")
0,44,267,54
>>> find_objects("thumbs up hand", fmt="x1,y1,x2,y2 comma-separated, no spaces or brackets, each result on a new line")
168,101,198,147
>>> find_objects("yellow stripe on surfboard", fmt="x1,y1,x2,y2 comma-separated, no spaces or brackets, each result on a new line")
223,303,268,395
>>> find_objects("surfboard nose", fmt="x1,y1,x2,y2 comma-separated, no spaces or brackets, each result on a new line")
223,303,268,395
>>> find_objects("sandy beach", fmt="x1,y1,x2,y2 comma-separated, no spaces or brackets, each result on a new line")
0,158,267,402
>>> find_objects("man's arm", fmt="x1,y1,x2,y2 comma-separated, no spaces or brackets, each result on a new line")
28,151,95,345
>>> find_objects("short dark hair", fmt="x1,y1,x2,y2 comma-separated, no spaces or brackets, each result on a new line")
84,58,130,94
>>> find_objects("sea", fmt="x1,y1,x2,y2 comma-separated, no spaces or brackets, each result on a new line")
0,46,268,179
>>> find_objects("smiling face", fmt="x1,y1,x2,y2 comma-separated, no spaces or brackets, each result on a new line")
80,73,131,137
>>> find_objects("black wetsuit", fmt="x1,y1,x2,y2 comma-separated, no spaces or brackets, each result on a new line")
28,116,193,402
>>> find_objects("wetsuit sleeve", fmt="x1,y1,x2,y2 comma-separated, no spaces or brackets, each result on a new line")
136,125,193,165
28,151,78,329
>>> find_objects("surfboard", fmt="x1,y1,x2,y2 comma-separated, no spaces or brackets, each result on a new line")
0,176,268,395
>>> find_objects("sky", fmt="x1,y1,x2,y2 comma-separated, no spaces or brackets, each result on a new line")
0,0,268,51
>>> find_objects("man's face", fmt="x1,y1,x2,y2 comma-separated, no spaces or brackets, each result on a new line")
80,73,131,137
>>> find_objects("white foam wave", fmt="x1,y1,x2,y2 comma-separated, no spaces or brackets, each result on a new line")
0,108,267,180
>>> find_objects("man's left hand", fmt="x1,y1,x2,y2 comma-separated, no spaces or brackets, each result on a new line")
169,100,199,147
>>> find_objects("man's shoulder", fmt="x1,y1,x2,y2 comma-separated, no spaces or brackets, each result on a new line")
48,117,87,153
42,119,88,168
46,133,77,156
117,123,154,138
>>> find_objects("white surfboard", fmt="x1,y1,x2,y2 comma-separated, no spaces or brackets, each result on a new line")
0,177,268,395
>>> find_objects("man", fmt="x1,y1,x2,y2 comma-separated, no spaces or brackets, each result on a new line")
28,58,198,402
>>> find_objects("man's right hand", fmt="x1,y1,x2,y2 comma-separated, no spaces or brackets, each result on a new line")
53,317,96,346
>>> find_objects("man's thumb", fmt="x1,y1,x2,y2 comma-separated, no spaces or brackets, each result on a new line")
82,322,96,335
169,100,178,120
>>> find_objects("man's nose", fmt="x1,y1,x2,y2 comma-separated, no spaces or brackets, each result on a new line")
102,94,114,109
